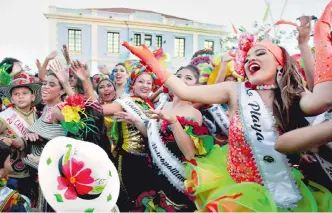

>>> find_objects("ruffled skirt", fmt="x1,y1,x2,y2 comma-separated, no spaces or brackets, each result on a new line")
185,145,332,212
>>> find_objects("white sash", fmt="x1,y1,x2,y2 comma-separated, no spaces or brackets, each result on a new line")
0,108,30,138
207,104,230,136
238,83,301,209
115,98,149,124
147,119,186,192
0,187,15,211
311,111,332,180
315,154,332,181
156,93,169,111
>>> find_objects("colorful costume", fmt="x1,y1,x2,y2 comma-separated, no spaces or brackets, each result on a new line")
0,73,41,203
185,83,332,212
190,49,230,146
115,96,157,211
0,178,31,212
121,34,332,212
114,51,163,211
313,0,332,85
147,116,213,212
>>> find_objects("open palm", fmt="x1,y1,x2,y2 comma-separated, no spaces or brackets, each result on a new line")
71,60,90,81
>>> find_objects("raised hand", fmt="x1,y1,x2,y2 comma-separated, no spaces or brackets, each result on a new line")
122,42,154,62
46,50,58,60
61,45,71,65
122,42,170,83
49,60,70,85
36,59,42,70
297,16,312,46
10,62,23,77
71,60,90,82
98,65,111,76
222,53,234,65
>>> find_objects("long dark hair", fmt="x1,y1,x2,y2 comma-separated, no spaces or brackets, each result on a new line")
274,47,308,132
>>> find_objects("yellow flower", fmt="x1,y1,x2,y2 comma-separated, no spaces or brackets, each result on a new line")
61,106,81,122
2,97,11,106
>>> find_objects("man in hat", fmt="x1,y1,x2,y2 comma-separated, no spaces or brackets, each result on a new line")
0,140,31,212
0,73,41,199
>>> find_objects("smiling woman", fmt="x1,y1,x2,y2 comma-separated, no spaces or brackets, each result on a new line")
100,58,164,212
123,37,331,211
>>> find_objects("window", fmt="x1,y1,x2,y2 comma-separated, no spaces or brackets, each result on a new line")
175,38,185,57
107,32,120,53
156,36,162,48
68,29,82,52
144,34,152,47
134,34,141,46
204,40,214,50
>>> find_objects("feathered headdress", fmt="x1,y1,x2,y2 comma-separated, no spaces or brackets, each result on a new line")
125,48,168,91
190,49,215,85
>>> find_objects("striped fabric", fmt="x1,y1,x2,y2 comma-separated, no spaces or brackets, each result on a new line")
23,105,65,169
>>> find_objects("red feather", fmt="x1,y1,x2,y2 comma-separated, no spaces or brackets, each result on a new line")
274,20,297,27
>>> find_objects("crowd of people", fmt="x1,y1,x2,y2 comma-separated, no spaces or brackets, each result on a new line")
0,1,332,212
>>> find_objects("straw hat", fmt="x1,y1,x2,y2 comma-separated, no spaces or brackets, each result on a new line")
38,136,120,212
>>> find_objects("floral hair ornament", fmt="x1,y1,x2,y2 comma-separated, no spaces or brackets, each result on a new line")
126,48,167,91
38,136,120,212
60,94,100,139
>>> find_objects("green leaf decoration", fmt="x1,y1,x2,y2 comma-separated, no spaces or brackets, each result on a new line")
92,185,106,193
107,194,112,202
84,208,94,213
54,194,64,202
47,157,52,165
64,144,73,164
109,171,112,177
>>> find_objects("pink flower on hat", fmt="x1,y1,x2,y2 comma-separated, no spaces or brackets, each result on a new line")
57,158,94,200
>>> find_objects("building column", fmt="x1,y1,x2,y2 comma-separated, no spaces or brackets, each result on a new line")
48,6,57,52
90,10,99,76
193,33,198,54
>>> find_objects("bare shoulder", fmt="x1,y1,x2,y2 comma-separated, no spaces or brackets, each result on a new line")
190,107,203,125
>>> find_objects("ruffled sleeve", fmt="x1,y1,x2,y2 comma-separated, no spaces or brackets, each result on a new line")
177,117,214,157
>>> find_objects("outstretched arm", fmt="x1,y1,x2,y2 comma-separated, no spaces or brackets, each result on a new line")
164,76,234,104
297,16,315,90
299,2,332,115
123,41,234,104
39,51,57,81
71,60,97,101
102,102,123,116
275,120,332,153
215,54,233,84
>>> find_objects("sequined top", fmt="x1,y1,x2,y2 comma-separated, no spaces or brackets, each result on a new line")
121,97,153,155
313,0,332,85
227,111,263,184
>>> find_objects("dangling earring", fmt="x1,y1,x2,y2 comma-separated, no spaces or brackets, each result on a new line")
276,66,283,88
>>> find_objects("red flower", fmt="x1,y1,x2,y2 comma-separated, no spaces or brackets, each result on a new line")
66,94,86,108
57,158,94,200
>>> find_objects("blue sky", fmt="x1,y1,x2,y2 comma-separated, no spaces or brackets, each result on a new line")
0,0,329,69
